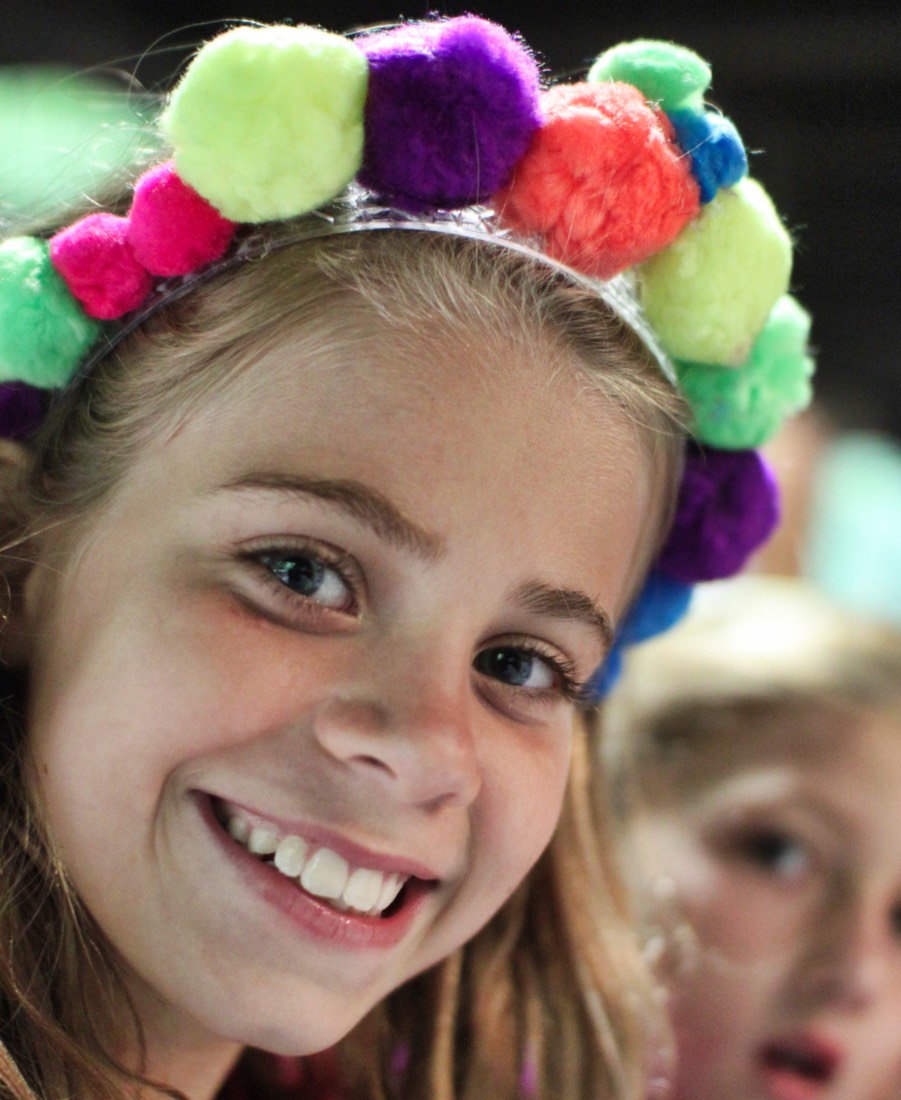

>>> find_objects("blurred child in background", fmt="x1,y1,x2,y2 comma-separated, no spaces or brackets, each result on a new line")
603,577,901,1100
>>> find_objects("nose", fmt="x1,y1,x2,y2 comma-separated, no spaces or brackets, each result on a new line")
310,644,483,811
794,884,894,1013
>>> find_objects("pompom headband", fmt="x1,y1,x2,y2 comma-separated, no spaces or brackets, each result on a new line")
0,16,815,692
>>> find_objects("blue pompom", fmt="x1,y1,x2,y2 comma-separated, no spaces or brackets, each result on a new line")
621,570,694,645
586,571,694,699
586,640,625,699
667,110,747,203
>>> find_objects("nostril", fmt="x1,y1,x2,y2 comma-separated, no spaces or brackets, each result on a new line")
312,692,480,806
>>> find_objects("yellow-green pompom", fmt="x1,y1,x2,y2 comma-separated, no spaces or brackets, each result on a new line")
0,237,101,388
587,40,710,112
638,178,792,366
161,25,369,223
676,295,815,449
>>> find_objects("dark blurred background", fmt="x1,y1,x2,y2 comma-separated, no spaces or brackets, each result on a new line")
3,0,900,439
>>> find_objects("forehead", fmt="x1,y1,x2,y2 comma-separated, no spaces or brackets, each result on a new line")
231,314,641,483
654,697,901,806
114,312,662,622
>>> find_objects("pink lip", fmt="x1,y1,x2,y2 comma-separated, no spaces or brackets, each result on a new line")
758,1031,843,1100
196,792,435,950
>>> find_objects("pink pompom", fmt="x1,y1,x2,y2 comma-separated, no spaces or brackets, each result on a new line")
50,213,153,320
495,82,700,279
128,161,236,276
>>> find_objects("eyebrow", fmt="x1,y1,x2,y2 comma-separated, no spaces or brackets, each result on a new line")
217,473,445,562
514,580,613,654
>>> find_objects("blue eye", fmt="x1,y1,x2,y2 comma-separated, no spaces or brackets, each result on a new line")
259,551,352,610
739,829,810,881
474,646,557,691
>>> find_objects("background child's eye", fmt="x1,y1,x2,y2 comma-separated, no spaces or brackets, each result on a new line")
737,828,810,881
259,552,351,610
473,646,556,691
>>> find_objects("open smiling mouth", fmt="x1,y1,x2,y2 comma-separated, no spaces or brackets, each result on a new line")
759,1036,840,1096
212,798,423,920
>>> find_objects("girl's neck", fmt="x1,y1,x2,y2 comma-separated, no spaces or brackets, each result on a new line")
135,1044,243,1100
120,988,244,1100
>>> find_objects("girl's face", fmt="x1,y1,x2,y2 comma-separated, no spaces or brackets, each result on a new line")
636,702,901,1100
23,318,656,1073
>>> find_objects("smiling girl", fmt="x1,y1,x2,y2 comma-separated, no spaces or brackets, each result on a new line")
0,15,809,1100
604,578,901,1100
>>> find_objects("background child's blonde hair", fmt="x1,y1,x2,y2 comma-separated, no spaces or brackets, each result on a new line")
602,575,901,830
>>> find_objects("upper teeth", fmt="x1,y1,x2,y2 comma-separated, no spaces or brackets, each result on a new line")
226,811,407,916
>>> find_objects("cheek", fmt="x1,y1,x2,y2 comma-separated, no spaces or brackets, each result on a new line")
641,821,808,967
473,727,572,901
666,917,781,1095
684,869,810,967
27,590,324,844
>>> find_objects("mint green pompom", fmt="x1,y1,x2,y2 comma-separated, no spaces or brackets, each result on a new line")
161,25,369,223
0,237,101,388
639,178,792,367
676,295,815,449
587,40,711,112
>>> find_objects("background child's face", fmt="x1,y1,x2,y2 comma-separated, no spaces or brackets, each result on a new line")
635,701,901,1100
22,319,657,1069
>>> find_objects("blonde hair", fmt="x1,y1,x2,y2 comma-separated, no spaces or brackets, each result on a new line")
603,576,901,811
0,224,686,1098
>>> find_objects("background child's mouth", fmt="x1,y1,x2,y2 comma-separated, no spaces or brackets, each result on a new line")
759,1035,840,1097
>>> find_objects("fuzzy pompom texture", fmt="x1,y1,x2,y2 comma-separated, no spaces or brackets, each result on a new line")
50,213,153,320
639,177,792,366
588,570,693,698
667,110,747,203
0,381,47,440
0,236,101,388
358,16,541,211
495,82,700,279
161,25,369,222
587,40,711,113
676,294,814,449
128,161,235,276
657,444,780,582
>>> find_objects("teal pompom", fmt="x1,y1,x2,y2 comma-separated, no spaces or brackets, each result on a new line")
676,295,815,449
587,40,711,112
161,25,369,223
0,237,101,388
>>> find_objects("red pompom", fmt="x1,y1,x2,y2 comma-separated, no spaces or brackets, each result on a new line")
50,213,153,320
128,161,235,277
495,82,700,279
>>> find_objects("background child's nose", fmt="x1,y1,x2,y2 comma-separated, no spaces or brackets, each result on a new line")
794,889,893,1013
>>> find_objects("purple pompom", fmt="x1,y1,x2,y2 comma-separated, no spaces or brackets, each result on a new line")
358,15,541,212
658,444,780,582
0,381,47,440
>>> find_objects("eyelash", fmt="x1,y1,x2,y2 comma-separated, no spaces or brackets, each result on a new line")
238,542,588,705
239,539,361,620
473,640,586,706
